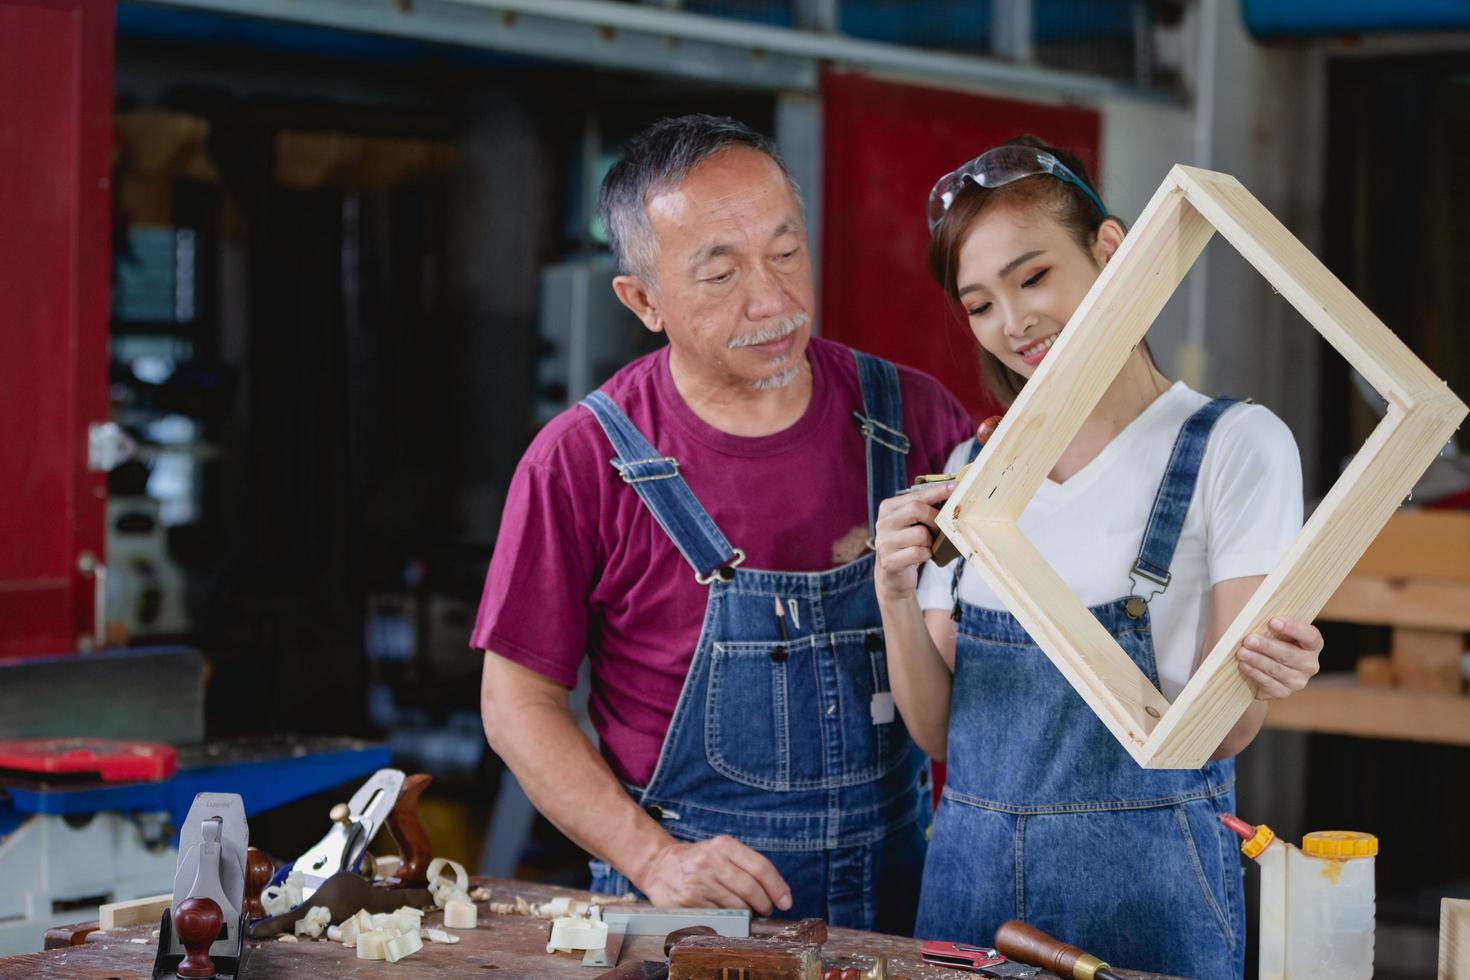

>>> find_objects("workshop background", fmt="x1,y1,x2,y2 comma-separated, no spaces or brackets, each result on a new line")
2,0,1469,976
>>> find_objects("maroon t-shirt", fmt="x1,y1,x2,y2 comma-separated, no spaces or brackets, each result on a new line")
472,336,973,785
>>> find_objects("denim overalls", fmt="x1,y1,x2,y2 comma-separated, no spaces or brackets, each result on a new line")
917,398,1247,980
578,351,929,933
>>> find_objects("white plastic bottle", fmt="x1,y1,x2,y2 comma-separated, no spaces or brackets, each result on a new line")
1285,831,1377,979
1222,816,1376,980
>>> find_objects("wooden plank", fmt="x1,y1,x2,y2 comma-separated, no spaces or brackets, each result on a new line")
1348,510,1470,582
938,161,1469,770
1444,897,1470,980
98,892,172,931
1265,676,1470,747
1321,576,1470,632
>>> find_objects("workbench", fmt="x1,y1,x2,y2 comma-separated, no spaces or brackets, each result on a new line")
13,878,1181,980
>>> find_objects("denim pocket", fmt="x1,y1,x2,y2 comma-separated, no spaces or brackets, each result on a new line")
1169,804,1236,950
705,628,906,791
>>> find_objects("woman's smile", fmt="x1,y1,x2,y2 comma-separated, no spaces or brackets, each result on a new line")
1016,331,1060,366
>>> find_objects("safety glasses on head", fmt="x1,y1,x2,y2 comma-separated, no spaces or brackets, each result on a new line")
926,144,1108,234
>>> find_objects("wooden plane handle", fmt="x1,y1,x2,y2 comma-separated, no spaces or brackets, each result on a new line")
243,846,274,919
385,773,433,887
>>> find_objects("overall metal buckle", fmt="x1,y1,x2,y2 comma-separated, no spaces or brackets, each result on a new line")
1125,563,1172,619
695,549,746,586
614,456,680,483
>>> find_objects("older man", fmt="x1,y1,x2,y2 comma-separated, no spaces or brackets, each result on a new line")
475,115,971,932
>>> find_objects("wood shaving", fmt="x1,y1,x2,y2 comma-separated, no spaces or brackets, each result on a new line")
591,894,636,906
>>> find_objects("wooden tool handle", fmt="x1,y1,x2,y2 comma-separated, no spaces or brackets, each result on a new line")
174,896,223,978
994,920,1110,980
385,772,433,887
976,414,1004,445
243,846,274,920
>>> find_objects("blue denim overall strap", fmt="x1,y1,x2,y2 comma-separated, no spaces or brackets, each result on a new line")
580,390,742,582
1129,398,1239,597
915,399,1247,980
582,352,928,934
851,351,911,538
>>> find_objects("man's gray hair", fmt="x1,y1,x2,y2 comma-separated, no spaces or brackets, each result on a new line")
597,114,801,281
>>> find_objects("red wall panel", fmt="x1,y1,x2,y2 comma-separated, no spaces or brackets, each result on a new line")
820,71,1101,421
0,0,115,658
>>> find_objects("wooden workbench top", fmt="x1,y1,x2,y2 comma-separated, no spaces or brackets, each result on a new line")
7,877,1179,980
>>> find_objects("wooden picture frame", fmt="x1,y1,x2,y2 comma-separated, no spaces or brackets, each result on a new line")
935,165,1467,769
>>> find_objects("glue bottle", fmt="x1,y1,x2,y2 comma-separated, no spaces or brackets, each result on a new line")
1221,814,1377,980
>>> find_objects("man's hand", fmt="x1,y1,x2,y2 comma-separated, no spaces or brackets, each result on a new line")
635,836,792,915
873,484,955,602
1238,617,1323,699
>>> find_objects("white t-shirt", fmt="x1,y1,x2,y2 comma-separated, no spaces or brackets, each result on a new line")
916,382,1303,701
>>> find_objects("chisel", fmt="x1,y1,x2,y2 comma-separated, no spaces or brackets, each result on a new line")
993,921,1125,980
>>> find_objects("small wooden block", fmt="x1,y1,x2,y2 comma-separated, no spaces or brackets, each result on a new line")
1391,628,1466,694
1354,654,1396,688
669,935,821,980
1322,576,1470,633
99,892,173,930
773,919,828,946
1444,897,1470,979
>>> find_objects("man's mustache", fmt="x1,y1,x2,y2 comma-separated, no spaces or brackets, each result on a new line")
727,312,810,349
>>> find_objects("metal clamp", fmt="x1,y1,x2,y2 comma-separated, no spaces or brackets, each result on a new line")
695,549,746,585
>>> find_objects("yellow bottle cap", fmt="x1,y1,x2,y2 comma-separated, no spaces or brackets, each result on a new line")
1242,823,1276,860
1302,830,1378,859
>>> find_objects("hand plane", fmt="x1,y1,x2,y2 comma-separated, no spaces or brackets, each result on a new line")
247,770,438,938
283,767,404,900
152,792,249,980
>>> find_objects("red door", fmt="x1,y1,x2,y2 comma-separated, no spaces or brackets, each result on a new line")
821,71,1101,420
0,0,115,658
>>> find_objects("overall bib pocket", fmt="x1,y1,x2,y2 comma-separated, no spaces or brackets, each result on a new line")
705,628,904,791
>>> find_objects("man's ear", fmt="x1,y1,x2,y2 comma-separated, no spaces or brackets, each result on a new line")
1093,216,1127,267
612,275,665,334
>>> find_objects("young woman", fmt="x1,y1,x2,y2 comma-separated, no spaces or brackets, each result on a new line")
873,137,1323,980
